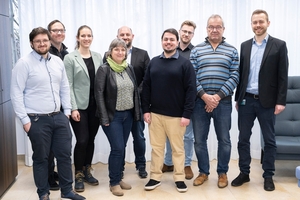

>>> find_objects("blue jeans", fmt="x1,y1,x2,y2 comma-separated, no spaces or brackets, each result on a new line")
164,121,194,166
237,96,276,178
27,112,73,197
102,110,133,186
192,98,232,175
131,119,146,169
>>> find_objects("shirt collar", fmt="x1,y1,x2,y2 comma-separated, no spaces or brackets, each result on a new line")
159,50,179,59
205,36,226,44
32,50,51,61
177,43,194,52
252,34,269,44
127,47,132,55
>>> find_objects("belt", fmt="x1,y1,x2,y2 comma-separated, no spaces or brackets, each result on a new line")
28,111,60,117
245,92,259,99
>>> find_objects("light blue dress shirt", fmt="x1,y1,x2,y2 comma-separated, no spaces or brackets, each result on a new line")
246,34,269,95
10,50,71,125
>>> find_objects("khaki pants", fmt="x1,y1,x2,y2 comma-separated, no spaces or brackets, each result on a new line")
149,113,186,182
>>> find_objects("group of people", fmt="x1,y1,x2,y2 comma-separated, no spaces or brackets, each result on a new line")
10,8,288,200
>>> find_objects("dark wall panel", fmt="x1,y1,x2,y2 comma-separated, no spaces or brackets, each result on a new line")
0,0,17,198
0,16,13,103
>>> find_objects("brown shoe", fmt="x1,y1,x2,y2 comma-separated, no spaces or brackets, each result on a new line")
119,180,132,190
184,166,194,180
218,173,228,188
193,173,208,186
110,185,123,196
162,164,174,173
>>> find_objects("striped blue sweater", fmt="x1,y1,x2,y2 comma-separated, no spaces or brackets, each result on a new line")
190,37,239,99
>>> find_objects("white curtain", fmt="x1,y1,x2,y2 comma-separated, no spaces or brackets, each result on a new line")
17,0,300,166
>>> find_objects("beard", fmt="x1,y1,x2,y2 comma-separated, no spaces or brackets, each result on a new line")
180,37,191,45
163,48,176,54
34,46,50,56
253,27,267,36
126,41,132,48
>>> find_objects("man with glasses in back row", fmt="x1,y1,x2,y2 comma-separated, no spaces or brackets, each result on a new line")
162,20,197,180
190,14,239,188
46,19,69,191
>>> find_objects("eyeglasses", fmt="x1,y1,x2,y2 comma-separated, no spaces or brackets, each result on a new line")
51,29,66,34
207,26,223,31
32,39,50,44
181,29,194,35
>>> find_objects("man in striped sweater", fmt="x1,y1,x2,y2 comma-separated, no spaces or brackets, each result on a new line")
190,14,239,189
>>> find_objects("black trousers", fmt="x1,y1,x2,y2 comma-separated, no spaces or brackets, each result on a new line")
70,102,100,171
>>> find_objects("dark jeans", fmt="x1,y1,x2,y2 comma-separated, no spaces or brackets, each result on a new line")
192,98,232,175
27,112,73,197
131,120,146,169
48,152,55,177
102,110,133,186
237,96,276,178
70,103,99,171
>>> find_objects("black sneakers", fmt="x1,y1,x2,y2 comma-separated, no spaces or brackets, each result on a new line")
231,172,250,186
138,167,148,179
144,179,161,190
175,181,187,192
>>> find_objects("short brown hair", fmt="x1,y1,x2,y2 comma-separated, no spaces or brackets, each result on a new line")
251,9,269,22
29,27,51,42
47,19,66,31
161,28,179,41
180,20,197,30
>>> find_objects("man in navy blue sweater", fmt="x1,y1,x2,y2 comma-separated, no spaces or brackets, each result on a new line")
142,28,196,193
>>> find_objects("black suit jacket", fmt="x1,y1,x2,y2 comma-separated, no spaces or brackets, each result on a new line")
235,35,289,108
103,46,150,92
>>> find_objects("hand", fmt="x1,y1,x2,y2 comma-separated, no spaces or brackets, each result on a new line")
201,93,219,109
23,122,31,133
144,113,151,124
205,105,214,113
274,104,285,115
71,110,80,121
235,102,238,111
180,117,190,127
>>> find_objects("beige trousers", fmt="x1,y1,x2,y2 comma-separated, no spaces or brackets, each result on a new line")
148,113,186,182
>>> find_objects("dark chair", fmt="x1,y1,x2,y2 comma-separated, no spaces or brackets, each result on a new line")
261,76,300,162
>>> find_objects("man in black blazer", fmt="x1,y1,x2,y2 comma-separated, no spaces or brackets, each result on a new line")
232,9,289,191
103,26,150,178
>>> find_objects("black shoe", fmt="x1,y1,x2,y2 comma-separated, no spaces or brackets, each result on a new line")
48,174,59,191
144,179,161,191
264,177,275,191
175,181,187,193
53,171,59,181
138,167,148,179
74,171,85,192
61,190,86,200
231,172,250,186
